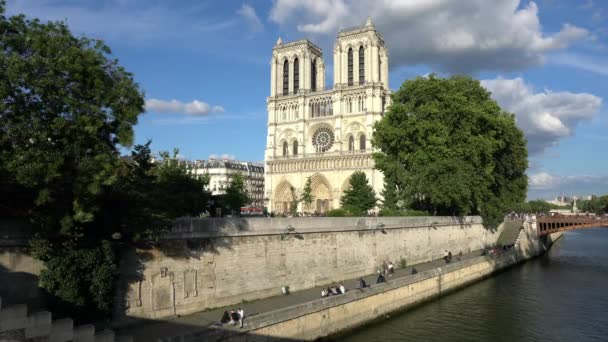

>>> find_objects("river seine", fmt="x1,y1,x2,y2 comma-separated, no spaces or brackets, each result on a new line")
338,228,608,342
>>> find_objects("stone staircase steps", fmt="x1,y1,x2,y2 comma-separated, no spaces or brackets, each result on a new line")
0,297,130,342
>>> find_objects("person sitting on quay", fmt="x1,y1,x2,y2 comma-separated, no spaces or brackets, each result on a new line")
448,251,453,263
339,283,346,294
381,260,388,275
230,309,240,326
357,278,367,290
443,250,449,263
387,261,395,277
411,267,418,275
330,286,340,296
321,288,328,298
376,272,386,284
220,311,230,325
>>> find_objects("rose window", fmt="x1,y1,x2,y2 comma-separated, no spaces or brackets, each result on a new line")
312,127,335,152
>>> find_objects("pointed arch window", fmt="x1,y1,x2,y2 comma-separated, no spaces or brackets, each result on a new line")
283,141,289,156
359,46,365,84
347,48,353,86
283,60,289,95
348,136,355,152
359,134,366,150
311,59,317,92
293,58,299,93
293,140,298,155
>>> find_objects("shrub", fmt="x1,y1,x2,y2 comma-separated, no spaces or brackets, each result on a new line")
325,208,349,217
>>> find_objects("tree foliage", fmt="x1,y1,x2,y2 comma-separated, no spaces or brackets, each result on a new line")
0,3,210,320
511,200,567,214
373,75,528,227
341,171,377,215
577,196,608,214
300,177,314,210
224,173,250,214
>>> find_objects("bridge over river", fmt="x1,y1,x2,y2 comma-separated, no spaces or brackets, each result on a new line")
536,215,608,236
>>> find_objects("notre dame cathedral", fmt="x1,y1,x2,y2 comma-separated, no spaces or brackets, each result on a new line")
264,18,390,214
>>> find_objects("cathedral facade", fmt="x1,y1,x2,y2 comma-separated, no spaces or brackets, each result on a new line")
264,18,390,214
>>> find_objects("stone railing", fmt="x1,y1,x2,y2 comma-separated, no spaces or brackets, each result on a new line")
0,298,130,342
268,148,374,160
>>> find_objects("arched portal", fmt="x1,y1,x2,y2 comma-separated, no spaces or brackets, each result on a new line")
274,180,295,214
309,173,332,214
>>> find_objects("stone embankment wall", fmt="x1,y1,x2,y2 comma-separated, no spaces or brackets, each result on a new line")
160,219,561,342
117,216,500,323
0,297,130,342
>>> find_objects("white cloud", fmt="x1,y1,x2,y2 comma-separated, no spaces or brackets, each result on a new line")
481,77,602,154
528,172,608,199
145,99,225,116
529,172,561,189
208,153,236,161
269,0,588,73
550,53,608,76
237,4,263,32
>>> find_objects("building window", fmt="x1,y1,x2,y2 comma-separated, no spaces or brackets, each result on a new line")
293,140,298,155
311,59,317,91
359,135,366,150
283,141,288,156
347,48,353,86
359,46,364,84
283,60,289,95
348,135,354,152
293,58,299,93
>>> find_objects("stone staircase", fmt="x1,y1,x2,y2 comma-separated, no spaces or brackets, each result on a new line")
0,297,130,342
497,219,524,247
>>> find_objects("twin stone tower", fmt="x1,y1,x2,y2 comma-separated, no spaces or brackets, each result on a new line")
264,18,390,214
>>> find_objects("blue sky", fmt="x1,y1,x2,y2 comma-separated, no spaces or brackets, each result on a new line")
6,0,608,200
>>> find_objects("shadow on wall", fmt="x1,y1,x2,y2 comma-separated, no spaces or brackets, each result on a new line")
117,315,307,342
0,262,45,311
113,219,251,324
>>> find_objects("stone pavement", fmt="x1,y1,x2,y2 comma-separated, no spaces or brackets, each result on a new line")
118,249,486,341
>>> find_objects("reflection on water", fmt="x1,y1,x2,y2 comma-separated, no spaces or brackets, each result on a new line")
338,228,608,342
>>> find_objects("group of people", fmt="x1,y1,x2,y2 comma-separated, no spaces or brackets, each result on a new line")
219,308,245,328
321,283,346,297
379,260,395,277
442,250,463,264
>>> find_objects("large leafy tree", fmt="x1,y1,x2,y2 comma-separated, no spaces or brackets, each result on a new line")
0,2,147,319
1,2,144,235
341,171,377,215
373,75,528,227
225,173,250,215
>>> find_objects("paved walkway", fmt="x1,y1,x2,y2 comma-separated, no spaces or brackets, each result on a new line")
119,249,486,341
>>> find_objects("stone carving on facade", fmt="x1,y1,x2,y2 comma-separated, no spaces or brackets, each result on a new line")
151,270,175,312
183,269,198,298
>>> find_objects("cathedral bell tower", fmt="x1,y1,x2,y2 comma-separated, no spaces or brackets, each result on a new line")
264,18,389,215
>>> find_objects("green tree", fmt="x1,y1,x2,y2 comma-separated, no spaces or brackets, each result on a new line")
380,177,401,211
300,177,314,211
0,2,146,319
341,171,377,215
373,74,528,227
225,173,250,215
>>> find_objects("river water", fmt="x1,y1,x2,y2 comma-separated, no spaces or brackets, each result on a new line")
338,228,608,342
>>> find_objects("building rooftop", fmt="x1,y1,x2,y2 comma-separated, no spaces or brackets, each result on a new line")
194,159,264,173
